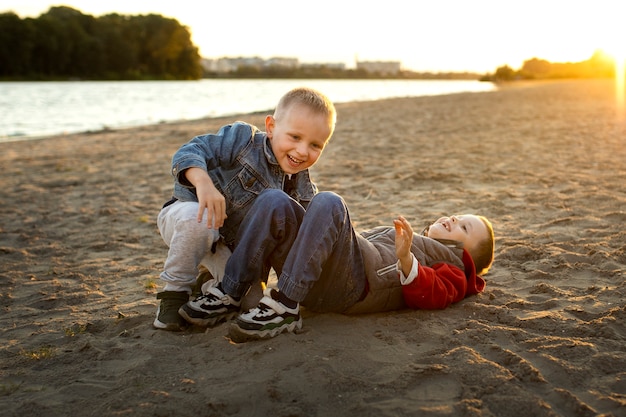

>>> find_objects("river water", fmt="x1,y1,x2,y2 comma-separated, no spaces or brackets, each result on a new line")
0,78,496,142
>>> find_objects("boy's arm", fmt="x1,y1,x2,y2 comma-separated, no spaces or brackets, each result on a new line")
400,263,468,309
172,123,253,184
393,216,414,276
171,123,253,228
394,215,470,309
184,167,226,229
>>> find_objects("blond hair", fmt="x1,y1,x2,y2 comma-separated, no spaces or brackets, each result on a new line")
274,87,337,134
472,216,495,276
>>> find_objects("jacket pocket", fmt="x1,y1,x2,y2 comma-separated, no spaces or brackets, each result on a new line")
227,169,267,210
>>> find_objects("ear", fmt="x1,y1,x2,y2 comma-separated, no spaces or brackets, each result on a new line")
265,115,275,138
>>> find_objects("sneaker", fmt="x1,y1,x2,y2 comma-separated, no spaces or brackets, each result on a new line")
153,291,189,331
228,288,302,342
178,284,241,327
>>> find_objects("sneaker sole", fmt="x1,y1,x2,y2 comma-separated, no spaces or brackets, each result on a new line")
178,306,239,327
152,318,187,332
227,318,302,343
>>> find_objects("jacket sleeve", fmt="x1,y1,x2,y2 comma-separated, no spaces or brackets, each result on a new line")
171,123,252,186
401,262,468,310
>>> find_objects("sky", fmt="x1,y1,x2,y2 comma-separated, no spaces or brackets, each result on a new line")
2,0,624,73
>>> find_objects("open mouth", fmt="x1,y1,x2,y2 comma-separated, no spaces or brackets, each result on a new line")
287,155,303,165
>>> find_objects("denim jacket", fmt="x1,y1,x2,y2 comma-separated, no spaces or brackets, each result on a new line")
170,122,317,246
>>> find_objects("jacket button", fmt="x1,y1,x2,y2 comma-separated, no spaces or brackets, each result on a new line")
246,178,256,187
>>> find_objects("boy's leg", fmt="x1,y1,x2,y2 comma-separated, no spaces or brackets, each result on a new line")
222,189,305,297
280,191,365,311
154,201,218,331
179,189,304,327
229,192,366,341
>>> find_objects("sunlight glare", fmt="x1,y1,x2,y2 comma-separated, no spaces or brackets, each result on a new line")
616,57,626,122
598,18,626,122
604,42,626,121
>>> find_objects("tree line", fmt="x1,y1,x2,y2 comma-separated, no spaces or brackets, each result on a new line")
0,6,202,80
482,50,616,82
223,53,616,82
208,65,481,80
0,6,617,82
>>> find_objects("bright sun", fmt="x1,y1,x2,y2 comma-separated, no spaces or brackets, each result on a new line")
591,20,626,120
605,48,626,120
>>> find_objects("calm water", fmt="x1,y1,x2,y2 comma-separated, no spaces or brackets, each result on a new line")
0,79,495,142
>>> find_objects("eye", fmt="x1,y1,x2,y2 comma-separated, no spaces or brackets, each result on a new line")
462,225,468,232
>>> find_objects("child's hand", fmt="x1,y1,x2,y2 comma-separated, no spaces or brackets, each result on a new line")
394,216,414,276
195,182,227,229
185,167,227,228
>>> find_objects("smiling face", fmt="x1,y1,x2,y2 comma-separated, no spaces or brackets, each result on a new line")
425,215,489,256
265,103,333,175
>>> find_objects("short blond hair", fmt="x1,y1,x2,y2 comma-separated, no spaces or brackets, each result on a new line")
274,87,337,134
472,216,495,276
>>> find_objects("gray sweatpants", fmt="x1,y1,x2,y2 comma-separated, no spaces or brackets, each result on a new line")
157,201,224,293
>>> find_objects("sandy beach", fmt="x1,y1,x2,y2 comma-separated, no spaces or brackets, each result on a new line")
1,79,624,417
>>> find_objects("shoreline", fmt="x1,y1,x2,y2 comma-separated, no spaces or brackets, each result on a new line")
0,78,497,142
0,107,273,145
2,78,602,145
1,78,624,417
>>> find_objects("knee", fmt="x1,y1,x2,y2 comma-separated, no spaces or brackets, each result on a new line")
310,191,344,210
177,215,215,239
160,201,214,240
257,189,290,204
256,189,299,213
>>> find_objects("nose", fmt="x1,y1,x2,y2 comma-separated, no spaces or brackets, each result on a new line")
450,216,458,223
295,142,309,157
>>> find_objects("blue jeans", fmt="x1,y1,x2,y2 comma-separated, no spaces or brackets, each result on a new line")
221,189,366,313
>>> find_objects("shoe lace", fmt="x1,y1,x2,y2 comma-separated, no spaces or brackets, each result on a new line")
252,303,275,318
196,292,219,303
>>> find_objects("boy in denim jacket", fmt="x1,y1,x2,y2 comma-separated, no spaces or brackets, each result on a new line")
154,87,336,331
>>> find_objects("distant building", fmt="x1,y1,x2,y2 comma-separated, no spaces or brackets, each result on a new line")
356,60,401,75
202,56,402,75
301,62,347,70
200,58,217,72
202,56,298,73
265,57,299,69
225,57,265,71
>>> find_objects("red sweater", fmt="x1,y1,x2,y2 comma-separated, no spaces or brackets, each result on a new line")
402,249,485,310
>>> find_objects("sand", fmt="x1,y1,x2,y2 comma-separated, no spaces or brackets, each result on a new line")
1,79,624,417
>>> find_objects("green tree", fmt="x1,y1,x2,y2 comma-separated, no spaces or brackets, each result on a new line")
30,13,69,76
493,65,516,81
132,14,201,79
47,7,104,77
98,14,140,79
520,58,552,79
0,6,202,80
0,12,35,77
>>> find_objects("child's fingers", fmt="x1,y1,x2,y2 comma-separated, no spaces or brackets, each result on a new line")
394,219,403,235
394,217,412,232
197,206,205,223
397,216,414,235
